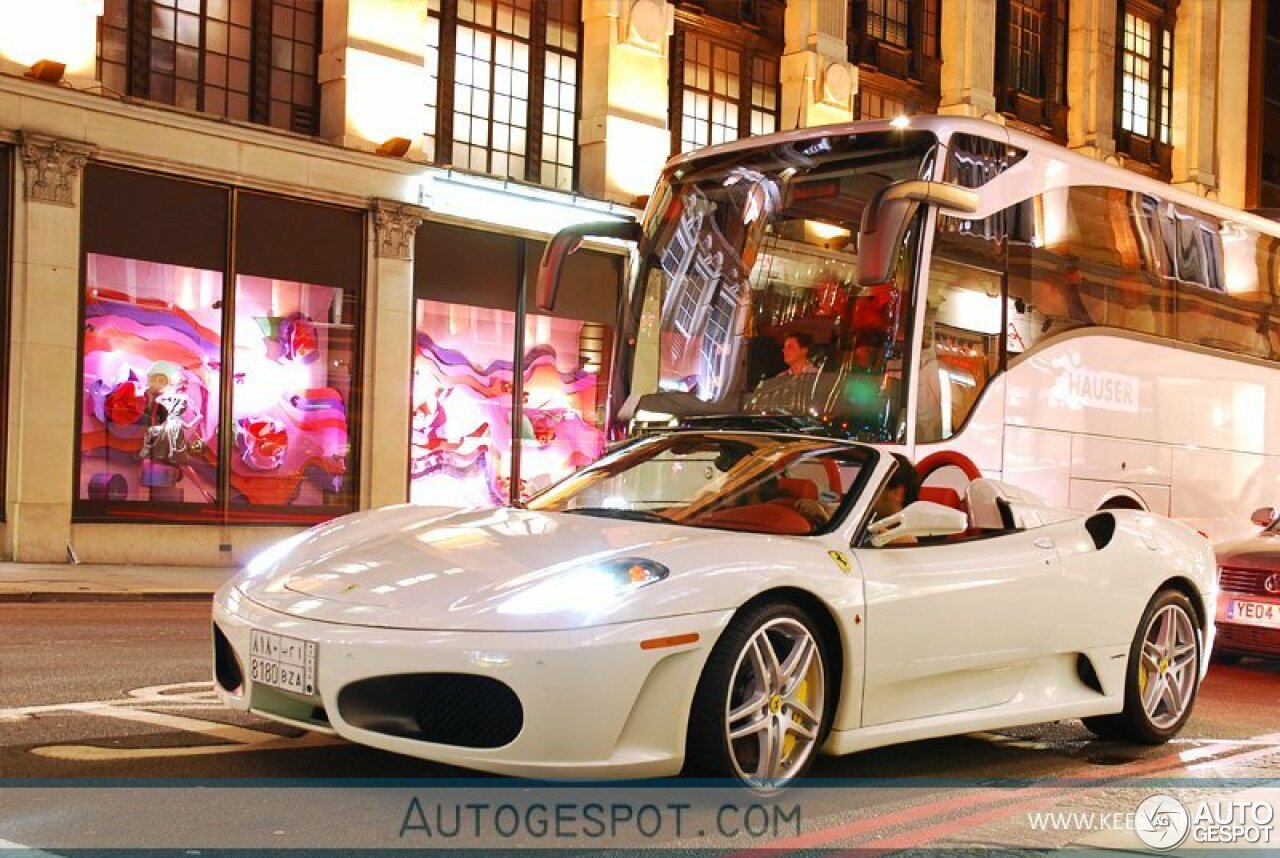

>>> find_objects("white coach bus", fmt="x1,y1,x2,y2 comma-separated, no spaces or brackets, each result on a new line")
537,116,1280,543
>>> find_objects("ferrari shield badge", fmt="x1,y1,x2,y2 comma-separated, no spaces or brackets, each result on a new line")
828,550,852,574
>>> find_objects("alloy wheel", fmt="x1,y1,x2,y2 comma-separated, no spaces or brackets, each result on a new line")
723,617,825,788
1137,603,1198,729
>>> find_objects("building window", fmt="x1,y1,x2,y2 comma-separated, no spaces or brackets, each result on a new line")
995,0,1068,139
425,0,581,190
671,26,780,155
679,33,741,152
78,166,363,524
1115,1,1176,172
95,0,319,135
850,0,942,118
866,0,910,48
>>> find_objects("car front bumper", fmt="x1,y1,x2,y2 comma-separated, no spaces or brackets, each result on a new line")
212,587,732,779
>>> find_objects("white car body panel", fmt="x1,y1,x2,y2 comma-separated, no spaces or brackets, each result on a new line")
856,525,1061,725
214,434,1217,780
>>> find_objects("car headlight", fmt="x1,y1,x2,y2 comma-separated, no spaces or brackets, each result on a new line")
237,530,313,588
498,558,670,616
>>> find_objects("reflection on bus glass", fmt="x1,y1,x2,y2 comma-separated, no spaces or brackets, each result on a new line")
628,130,938,442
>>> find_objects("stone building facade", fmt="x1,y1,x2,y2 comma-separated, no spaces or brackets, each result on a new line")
0,0,1269,565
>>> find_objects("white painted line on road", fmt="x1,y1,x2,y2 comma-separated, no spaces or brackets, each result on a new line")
8,681,345,760
0,838,57,856
32,730,342,761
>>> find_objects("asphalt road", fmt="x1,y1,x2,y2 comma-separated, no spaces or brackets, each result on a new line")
2,601,1279,853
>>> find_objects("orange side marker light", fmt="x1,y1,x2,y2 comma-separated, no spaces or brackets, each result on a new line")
640,633,700,650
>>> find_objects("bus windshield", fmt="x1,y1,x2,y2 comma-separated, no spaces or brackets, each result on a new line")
625,129,938,442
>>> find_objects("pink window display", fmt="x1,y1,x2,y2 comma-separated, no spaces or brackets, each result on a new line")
411,300,610,507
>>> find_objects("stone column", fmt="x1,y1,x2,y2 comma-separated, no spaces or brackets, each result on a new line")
938,0,998,118
578,0,675,204
1171,0,1219,196
1067,0,1117,159
318,0,432,157
1214,1,1251,208
8,133,95,562
779,0,857,130
361,200,425,509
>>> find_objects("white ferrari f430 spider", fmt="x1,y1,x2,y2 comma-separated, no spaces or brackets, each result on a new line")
213,431,1216,789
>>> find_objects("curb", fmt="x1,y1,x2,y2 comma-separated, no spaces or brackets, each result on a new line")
0,591,216,603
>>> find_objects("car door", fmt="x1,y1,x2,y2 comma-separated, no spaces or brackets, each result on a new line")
853,527,1062,726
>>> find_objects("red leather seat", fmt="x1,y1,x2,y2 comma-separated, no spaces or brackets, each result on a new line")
776,477,818,501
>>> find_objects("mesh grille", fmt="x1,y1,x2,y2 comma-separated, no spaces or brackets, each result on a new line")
413,675,523,748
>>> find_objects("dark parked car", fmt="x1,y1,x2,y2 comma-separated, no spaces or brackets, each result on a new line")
1214,507,1280,663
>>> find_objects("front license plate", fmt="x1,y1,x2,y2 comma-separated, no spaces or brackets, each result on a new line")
1225,599,1280,629
249,629,317,696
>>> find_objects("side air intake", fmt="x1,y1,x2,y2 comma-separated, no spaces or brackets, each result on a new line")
1085,513,1116,551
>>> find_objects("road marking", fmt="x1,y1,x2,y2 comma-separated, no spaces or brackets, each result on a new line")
5,681,345,760
742,731,1280,855
33,730,341,761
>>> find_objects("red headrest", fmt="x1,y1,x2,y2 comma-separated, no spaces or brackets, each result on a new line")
776,477,819,501
919,485,964,512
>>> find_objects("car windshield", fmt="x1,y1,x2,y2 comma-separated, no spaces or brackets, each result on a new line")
526,432,875,536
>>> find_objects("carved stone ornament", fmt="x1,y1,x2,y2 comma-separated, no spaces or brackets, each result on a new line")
18,132,96,207
821,62,856,109
372,200,427,261
624,0,671,52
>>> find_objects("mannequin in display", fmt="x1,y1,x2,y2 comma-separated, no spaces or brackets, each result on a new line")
135,361,196,465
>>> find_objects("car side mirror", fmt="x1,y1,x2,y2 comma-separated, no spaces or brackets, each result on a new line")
867,501,969,547
1251,506,1276,528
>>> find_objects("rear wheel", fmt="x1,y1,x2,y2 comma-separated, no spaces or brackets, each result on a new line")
684,602,831,791
1084,589,1200,743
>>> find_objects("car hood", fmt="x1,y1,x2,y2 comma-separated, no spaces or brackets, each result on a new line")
229,504,788,631
1216,533,1280,571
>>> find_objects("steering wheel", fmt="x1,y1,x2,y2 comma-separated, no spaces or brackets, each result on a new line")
914,450,981,483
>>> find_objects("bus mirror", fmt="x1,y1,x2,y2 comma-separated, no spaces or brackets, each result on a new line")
856,181,980,287
536,220,642,312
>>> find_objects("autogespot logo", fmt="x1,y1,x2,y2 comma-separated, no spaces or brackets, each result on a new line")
1136,793,1191,850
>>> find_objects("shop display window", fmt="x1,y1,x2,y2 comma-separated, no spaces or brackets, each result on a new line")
78,254,223,508
411,302,610,506
230,276,355,511
77,166,363,523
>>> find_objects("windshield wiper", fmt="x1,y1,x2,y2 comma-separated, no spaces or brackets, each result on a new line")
561,507,672,524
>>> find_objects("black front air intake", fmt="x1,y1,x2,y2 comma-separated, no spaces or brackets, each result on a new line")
213,623,243,693
338,674,523,748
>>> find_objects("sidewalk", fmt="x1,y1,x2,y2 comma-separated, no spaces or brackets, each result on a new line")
0,562,236,602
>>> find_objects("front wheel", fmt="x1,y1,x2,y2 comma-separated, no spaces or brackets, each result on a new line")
684,602,831,791
1084,589,1201,743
